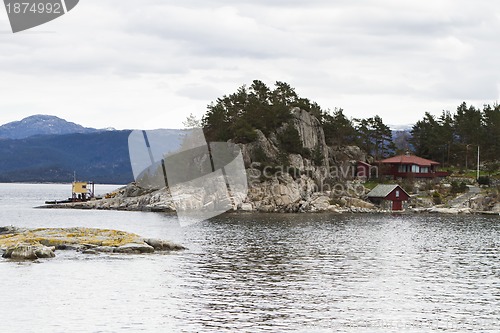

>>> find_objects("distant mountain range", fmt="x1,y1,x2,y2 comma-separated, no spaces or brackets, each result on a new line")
0,115,113,140
0,130,134,184
389,124,413,132
0,115,182,184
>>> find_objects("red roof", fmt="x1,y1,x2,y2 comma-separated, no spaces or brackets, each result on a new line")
380,154,440,167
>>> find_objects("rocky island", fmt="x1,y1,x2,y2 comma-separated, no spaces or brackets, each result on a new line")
41,81,500,216
0,226,185,261
43,107,381,214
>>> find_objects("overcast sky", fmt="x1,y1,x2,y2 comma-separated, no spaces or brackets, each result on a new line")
1,0,499,129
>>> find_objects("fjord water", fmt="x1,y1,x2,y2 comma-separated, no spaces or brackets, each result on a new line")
1,184,499,332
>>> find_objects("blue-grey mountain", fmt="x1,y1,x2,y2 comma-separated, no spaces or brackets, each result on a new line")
0,131,133,184
0,115,106,140
0,115,183,184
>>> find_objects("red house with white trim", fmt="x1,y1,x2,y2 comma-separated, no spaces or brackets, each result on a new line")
379,154,449,179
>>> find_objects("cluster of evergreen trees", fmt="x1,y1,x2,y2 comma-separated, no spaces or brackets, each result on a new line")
202,80,395,160
201,80,500,168
202,80,322,143
410,102,500,168
322,109,394,159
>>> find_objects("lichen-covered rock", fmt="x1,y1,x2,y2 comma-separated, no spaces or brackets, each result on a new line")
93,246,115,253
310,196,331,212
0,226,26,235
56,244,85,251
2,245,30,260
0,227,142,248
34,246,56,258
143,238,186,251
115,243,155,254
9,245,38,260
0,227,185,261
2,243,55,260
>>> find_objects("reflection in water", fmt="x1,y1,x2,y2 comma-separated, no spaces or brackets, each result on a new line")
0,184,499,332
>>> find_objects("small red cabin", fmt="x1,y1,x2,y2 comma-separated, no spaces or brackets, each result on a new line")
367,184,410,211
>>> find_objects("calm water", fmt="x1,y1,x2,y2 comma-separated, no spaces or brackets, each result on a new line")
0,183,499,332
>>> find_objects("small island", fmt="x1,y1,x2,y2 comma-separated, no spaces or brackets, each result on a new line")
35,81,500,215
0,226,185,261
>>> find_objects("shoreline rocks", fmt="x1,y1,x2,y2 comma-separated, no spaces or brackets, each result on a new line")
2,243,56,260
39,176,500,215
37,187,466,215
41,176,382,214
0,227,186,261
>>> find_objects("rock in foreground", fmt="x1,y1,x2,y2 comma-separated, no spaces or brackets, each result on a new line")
0,227,185,261
2,243,56,260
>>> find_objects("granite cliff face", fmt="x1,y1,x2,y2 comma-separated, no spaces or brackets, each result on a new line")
291,107,329,164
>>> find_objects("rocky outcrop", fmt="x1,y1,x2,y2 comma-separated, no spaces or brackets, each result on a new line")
410,187,500,214
493,203,500,213
0,227,185,261
240,129,281,166
330,145,366,165
43,108,383,214
0,226,26,235
428,207,472,214
291,107,329,168
328,146,367,181
339,197,376,210
44,187,176,212
246,173,310,213
240,108,330,171
143,238,186,251
468,192,500,212
2,244,55,260
65,171,378,214
114,243,155,254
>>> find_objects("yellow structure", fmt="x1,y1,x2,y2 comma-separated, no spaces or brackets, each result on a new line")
71,181,95,201
72,182,88,194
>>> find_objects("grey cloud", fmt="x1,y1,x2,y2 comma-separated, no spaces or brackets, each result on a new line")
176,84,223,101
1,0,500,128
126,6,298,59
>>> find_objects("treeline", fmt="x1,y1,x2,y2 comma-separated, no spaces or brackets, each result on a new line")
322,110,394,159
410,102,500,168
202,80,395,159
